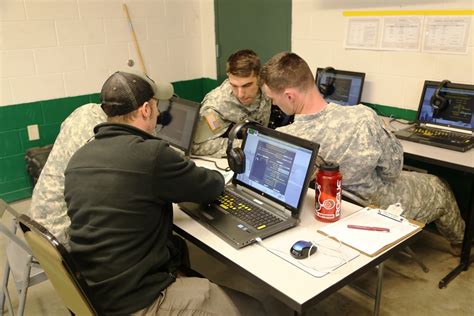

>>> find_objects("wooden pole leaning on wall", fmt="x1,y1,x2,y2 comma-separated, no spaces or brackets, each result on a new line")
123,3,148,75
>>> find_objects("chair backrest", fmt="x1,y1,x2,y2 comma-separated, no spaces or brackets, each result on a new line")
18,214,101,316
341,189,370,208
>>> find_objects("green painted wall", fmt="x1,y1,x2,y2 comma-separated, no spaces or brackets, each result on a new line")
173,78,219,102
363,102,416,121
0,95,99,202
0,77,414,203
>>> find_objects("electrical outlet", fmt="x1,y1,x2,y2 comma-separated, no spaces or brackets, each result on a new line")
27,124,40,141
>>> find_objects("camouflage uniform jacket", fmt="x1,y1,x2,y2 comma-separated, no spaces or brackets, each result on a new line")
29,103,107,247
192,79,272,157
277,103,464,242
278,103,404,200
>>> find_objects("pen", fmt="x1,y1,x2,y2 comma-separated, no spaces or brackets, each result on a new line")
347,224,390,232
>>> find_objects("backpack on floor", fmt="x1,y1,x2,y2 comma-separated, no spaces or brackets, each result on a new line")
25,144,53,187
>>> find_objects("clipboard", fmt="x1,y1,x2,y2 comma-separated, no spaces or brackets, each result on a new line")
318,207,424,257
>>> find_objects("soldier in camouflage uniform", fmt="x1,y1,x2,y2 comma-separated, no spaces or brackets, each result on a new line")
260,52,465,247
29,103,106,248
192,49,272,157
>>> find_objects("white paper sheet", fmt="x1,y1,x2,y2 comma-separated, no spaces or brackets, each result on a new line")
258,228,360,278
318,207,422,256
381,16,423,51
345,18,381,49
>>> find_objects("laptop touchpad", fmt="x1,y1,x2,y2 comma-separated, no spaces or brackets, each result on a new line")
206,210,251,233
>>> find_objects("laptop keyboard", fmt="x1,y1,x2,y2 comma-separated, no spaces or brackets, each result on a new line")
215,192,283,230
414,127,472,144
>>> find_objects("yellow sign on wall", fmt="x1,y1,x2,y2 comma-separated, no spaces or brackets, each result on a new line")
343,10,474,17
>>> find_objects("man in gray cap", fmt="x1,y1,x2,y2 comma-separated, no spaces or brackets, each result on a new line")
192,49,272,157
64,71,265,315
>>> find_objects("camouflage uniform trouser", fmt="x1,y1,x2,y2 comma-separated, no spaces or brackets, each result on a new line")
370,170,465,243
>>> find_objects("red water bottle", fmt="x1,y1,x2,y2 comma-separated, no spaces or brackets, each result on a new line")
315,162,342,222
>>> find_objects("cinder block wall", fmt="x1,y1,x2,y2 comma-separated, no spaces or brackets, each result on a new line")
292,0,473,111
1,0,473,202
0,0,217,202
1,0,216,107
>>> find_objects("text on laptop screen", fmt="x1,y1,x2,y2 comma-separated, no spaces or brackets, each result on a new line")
155,97,200,155
315,68,365,106
419,82,474,131
235,128,314,210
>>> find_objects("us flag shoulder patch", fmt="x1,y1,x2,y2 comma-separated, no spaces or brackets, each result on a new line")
204,112,222,131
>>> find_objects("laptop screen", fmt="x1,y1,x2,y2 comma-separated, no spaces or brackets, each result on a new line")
315,68,365,106
418,81,474,131
234,126,318,213
155,96,200,156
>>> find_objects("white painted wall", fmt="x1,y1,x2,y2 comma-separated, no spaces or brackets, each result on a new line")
292,0,474,110
2,1,472,111
0,0,217,107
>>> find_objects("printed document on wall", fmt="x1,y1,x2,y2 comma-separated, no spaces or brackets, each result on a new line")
422,16,471,54
345,18,381,49
381,16,423,51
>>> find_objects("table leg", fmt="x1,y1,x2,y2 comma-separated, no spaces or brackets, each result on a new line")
439,178,474,288
373,262,384,316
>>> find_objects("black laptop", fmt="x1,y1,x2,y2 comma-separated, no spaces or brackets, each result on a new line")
179,125,320,249
315,67,365,106
155,96,200,156
394,80,474,152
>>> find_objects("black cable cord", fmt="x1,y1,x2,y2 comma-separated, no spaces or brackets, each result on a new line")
389,118,416,125
362,103,381,115
190,156,231,172
315,155,327,169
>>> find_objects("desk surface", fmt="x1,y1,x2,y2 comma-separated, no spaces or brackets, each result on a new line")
384,118,473,173
173,160,420,313
400,139,473,173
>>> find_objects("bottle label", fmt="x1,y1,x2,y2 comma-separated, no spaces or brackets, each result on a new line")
315,178,342,221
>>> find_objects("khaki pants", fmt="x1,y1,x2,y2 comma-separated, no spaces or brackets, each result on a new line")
131,277,266,316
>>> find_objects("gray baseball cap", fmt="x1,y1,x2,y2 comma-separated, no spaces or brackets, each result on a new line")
100,71,174,117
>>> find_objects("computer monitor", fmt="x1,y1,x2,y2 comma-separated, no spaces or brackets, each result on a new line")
155,96,200,156
315,67,365,106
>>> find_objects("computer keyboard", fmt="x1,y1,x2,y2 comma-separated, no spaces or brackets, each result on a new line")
215,192,282,230
414,127,471,144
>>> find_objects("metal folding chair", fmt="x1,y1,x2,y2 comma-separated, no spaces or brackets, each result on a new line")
0,199,48,316
18,214,101,316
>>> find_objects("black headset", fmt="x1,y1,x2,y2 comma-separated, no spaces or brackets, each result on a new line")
430,80,451,115
157,97,174,126
317,67,336,97
226,120,255,174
